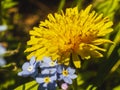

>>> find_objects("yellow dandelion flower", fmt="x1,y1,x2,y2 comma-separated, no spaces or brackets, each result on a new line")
25,5,113,68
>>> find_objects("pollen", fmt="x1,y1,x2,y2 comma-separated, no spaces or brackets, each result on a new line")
62,70,69,76
44,77,51,83
49,61,55,67
27,66,33,71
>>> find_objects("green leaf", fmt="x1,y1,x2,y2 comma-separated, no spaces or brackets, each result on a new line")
71,0,83,10
2,0,18,9
58,0,66,12
107,23,120,58
95,0,119,20
14,81,38,90
0,63,16,71
2,2,18,9
113,85,120,90
92,45,120,88
77,74,84,85
86,85,97,90
118,48,120,57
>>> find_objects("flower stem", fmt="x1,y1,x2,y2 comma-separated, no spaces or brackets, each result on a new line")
58,0,66,12
72,79,78,90
69,53,76,68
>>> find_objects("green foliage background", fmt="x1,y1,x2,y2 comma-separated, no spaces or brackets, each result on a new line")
0,0,120,90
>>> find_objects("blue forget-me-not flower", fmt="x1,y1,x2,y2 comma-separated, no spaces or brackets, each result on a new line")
40,57,57,68
40,57,57,75
57,66,77,84
18,56,40,77
18,56,77,90
36,74,57,90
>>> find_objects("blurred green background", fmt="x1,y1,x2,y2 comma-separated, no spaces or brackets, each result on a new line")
0,0,120,90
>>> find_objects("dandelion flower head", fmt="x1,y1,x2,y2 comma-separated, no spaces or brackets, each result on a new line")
25,5,113,68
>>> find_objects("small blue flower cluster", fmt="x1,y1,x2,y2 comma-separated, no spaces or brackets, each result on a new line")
0,25,7,66
0,25,7,32
18,56,77,90
0,44,6,66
